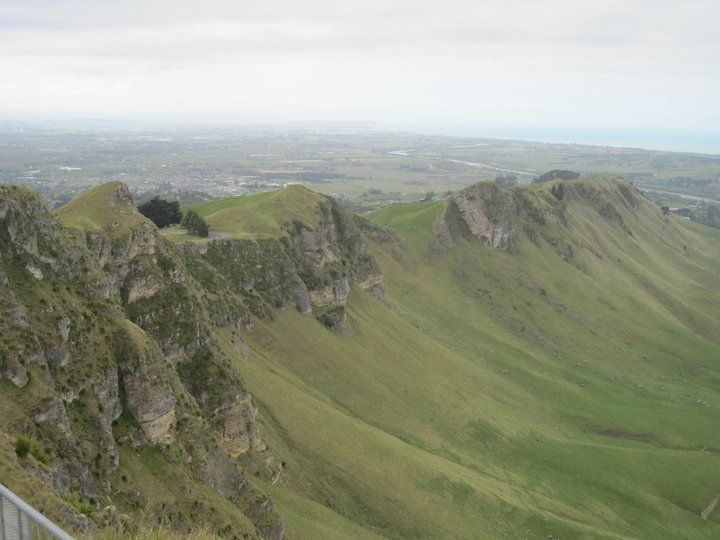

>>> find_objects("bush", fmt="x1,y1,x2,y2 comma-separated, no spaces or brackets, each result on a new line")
32,445,51,465
14,434,32,457
63,493,96,516
14,435,50,464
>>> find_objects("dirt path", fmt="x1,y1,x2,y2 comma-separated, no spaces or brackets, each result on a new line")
701,493,719,521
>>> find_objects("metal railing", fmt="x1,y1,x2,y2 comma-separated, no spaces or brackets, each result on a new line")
0,483,73,540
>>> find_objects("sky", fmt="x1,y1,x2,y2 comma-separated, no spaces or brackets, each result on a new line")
1,0,719,150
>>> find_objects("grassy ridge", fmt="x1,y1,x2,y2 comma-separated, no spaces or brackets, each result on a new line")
221,178,720,538
190,185,326,239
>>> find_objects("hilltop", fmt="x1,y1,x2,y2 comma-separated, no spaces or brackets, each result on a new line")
191,185,329,239
1,177,719,538
55,182,151,239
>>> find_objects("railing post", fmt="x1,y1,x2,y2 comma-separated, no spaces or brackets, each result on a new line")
17,507,23,540
0,493,5,540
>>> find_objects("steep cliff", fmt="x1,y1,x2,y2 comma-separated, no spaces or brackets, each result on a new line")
0,184,283,538
433,176,643,254
0,182,395,538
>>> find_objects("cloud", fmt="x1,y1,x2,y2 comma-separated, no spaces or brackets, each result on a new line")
0,0,718,130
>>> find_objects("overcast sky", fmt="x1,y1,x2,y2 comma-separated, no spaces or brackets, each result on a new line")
1,0,719,139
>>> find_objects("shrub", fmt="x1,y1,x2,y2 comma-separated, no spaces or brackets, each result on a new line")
63,493,96,516
14,434,50,464
14,434,32,457
31,446,50,465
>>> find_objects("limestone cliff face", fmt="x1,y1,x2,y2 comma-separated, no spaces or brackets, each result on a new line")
195,195,391,319
218,394,260,458
433,182,517,249
115,324,177,444
433,177,644,257
0,184,284,538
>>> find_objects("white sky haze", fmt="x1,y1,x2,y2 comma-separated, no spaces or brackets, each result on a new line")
1,0,718,141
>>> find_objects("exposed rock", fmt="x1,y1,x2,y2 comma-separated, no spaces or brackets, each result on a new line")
2,356,29,387
92,367,123,423
434,183,516,249
122,371,176,444
117,331,177,444
57,504,97,534
6,305,29,327
95,505,132,530
124,273,164,303
262,515,286,540
58,317,70,342
218,394,260,458
32,398,74,438
308,277,350,307
52,347,71,368
26,263,44,280
293,282,312,314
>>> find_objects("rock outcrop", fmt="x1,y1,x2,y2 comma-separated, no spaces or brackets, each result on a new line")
433,182,517,249
433,177,643,252
191,192,390,316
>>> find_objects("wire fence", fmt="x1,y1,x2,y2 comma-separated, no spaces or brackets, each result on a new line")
0,483,73,540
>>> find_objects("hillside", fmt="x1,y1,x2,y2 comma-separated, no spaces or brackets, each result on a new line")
1,177,719,538
192,185,330,239
226,177,720,539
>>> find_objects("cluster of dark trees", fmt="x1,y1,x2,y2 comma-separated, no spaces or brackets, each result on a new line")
138,196,209,237
533,170,580,183
138,196,182,228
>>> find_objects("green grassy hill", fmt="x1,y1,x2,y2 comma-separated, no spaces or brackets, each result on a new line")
54,181,150,239
215,177,720,538
2,177,719,539
191,185,328,239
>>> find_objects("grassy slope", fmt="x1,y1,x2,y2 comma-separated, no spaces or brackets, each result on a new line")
54,181,148,238
190,185,326,239
219,179,720,538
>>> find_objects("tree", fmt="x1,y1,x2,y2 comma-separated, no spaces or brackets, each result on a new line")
422,191,435,201
138,197,182,228
533,170,580,184
182,209,209,237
